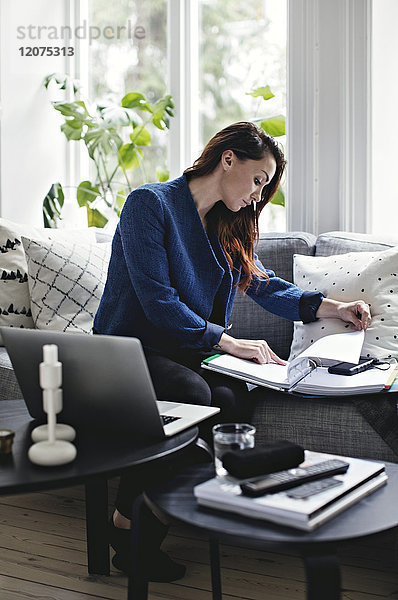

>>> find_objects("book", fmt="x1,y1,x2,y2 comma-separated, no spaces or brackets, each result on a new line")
202,330,397,396
194,450,387,531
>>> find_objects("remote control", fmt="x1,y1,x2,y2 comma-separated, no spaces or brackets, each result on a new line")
286,477,343,499
240,459,349,497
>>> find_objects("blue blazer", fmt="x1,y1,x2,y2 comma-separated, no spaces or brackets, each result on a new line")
94,176,307,354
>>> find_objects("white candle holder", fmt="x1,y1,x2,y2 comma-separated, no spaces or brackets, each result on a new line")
28,344,77,466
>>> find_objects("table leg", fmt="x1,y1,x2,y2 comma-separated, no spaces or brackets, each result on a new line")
85,478,110,575
209,537,222,600
303,549,341,600
128,494,148,600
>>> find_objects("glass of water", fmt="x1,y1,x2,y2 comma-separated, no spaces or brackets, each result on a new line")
212,423,256,477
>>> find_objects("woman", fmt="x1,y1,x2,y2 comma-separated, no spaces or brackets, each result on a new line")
94,121,370,578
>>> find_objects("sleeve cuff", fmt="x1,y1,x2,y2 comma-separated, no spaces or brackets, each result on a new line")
202,321,226,350
299,291,324,324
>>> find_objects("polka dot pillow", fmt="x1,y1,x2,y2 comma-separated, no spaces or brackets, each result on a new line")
289,246,398,361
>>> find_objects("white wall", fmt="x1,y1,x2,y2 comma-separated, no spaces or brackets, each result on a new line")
0,0,72,225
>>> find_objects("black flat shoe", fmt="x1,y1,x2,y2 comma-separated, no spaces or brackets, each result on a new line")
111,546,186,582
109,517,130,555
109,508,186,582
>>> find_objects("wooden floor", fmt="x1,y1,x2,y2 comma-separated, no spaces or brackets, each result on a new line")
1,478,398,600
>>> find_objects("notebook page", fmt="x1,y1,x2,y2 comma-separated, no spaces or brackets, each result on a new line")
298,329,364,362
205,354,289,387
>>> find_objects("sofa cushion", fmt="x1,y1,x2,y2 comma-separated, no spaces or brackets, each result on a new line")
250,386,398,462
0,346,21,401
0,218,96,344
230,232,316,359
315,230,398,256
22,236,111,334
289,245,398,360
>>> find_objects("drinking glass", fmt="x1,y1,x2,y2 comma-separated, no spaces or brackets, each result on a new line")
212,423,255,477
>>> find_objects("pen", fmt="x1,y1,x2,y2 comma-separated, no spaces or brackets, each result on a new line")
384,365,398,390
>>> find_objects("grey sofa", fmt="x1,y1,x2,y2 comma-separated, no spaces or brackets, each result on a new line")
230,230,398,462
2,230,398,462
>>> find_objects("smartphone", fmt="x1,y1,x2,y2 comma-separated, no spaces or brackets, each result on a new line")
328,358,374,376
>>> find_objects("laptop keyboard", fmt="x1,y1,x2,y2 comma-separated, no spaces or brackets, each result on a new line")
161,414,181,425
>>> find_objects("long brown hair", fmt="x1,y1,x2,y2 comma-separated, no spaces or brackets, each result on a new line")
184,122,286,292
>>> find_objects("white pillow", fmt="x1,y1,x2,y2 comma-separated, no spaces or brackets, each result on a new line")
0,218,96,343
22,236,111,334
289,246,398,360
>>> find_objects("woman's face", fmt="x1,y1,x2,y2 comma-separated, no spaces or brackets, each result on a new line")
220,151,277,213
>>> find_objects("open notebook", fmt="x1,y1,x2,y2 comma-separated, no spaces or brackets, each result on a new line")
202,330,397,396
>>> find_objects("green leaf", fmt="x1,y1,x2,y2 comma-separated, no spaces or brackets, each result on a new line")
247,85,275,101
131,126,151,146
43,73,80,95
86,206,108,228
156,166,169,182
77,181,100,207
115,189,126,214
149,95,175,130
43,73,57,89
121,92,150,112
260,115,285,137
103,107,141,128
270,187,285,207
118,144,143,170
52,100,88,120
61,119,84,140
100,104,131,127
84,126,123,158
42,183,64,228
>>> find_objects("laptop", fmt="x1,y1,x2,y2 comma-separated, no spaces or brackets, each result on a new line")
1,327,220,438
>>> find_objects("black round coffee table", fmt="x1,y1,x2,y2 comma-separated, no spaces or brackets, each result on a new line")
0,400,198,576
146,461,398,600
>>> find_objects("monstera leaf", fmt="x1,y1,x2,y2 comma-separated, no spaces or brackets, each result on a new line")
43,183,64,228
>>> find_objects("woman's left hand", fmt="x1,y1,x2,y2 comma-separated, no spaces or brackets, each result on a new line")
335,300,371,330
316,298,371,330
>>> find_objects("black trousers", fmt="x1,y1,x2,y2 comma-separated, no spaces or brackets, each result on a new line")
115,348,253,517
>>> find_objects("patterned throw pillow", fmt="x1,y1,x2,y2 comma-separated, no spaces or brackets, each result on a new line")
22,237,111,334
289,246,398,360
0,218,96,343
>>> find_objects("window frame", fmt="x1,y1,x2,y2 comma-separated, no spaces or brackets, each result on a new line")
287,0,372,234
169,0,372,235
167,0,200,178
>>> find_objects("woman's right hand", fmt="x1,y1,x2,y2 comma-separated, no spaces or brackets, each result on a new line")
214,333,287,365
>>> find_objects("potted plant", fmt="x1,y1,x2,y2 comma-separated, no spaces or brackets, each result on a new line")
42,73,174,228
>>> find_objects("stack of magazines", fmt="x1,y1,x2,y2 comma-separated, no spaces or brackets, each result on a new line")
194,451,387,531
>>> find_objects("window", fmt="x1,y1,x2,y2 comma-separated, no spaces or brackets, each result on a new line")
87,0,287,231
0,0,374,234
88,0,168,188
198,0,287,232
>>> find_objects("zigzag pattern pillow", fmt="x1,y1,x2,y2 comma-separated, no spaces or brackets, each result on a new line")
0,228,33,332
0,218,96,343
22,237,111,333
